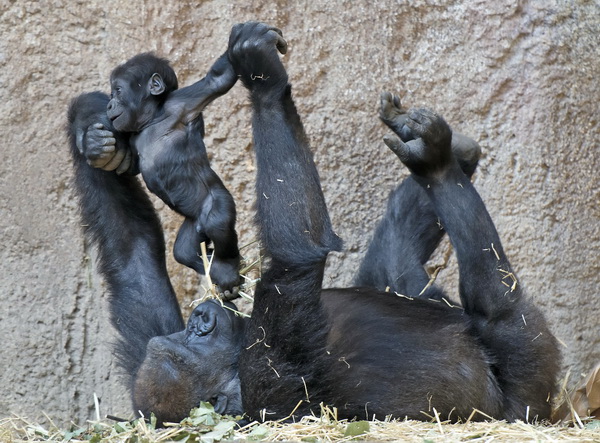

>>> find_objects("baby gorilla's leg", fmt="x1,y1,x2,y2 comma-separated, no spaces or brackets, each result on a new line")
173,218,208,275
174,218,240,298
198,188,241,297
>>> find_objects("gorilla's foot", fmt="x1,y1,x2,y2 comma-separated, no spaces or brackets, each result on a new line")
210,256,242,300
379,92,411,141
380,92,481,177
383,107,453,178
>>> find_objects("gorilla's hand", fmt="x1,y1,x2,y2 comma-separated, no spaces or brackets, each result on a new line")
383,108,454,178
227,21,288,94
78,123,132,174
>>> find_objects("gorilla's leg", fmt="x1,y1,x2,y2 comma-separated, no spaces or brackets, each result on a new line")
174,202,241,297
384,107,559,421
198,187,241,296
228,22,342,420
354,176,446,298
173,217,209,274
67,93,184,390
355,93,481,297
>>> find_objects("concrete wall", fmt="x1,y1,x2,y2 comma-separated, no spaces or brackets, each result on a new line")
1,0,598,425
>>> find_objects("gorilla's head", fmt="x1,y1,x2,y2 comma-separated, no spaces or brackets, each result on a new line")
132,300,247,424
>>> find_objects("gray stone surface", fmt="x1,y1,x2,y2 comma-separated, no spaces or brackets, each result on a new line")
0,0,598,425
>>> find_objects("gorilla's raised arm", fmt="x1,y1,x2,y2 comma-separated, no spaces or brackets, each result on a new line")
67,93,184,386
227,22,343,420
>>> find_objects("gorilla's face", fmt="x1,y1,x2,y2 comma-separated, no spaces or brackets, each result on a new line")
107,72,164,133
132,300,247,424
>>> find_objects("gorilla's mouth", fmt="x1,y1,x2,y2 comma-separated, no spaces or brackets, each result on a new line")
109,113,122,123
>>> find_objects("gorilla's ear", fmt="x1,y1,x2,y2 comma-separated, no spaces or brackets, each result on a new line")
148,73,166,95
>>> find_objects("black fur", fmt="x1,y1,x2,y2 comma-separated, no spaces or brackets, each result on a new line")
67,22,559,425
106,52,241,294
67,92,184,387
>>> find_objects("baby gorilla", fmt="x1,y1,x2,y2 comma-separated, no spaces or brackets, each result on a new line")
104,52,241,294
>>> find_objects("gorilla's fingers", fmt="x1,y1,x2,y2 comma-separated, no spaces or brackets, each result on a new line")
405,108,433,136
75,128,85,154
380,91,393,102
87,123,115,145
407,108,452,149
100,144,116,153
383,134,410,163
115,149,132,175
221,286,241,301
87,147,114,168
100,135,117,146
268,29,287,54
380,92,408,121
379,92,395,119
269,26,284,37
101,148,126,171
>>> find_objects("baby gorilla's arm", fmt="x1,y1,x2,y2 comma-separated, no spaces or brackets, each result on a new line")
167,53,238,124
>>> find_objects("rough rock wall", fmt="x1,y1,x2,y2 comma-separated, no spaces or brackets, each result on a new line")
0,0,598,425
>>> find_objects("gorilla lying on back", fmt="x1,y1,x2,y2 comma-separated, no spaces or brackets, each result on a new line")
67,22,559,425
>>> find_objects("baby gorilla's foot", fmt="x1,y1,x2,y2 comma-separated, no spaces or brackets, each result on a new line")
210,256,242,301
383,108,453,178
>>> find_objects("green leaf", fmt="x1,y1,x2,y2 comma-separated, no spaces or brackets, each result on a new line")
246,425,270,441
113,421,133,433
344,420,370,437
200,420,236,442
585,420,600,430
184,402,221,427
172,431,193,441
30,425,49,438
149,413,157,430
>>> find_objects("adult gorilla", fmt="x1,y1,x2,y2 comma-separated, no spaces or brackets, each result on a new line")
67,22,559,424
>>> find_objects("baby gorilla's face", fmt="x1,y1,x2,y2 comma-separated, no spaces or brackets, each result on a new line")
132,300,247,424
